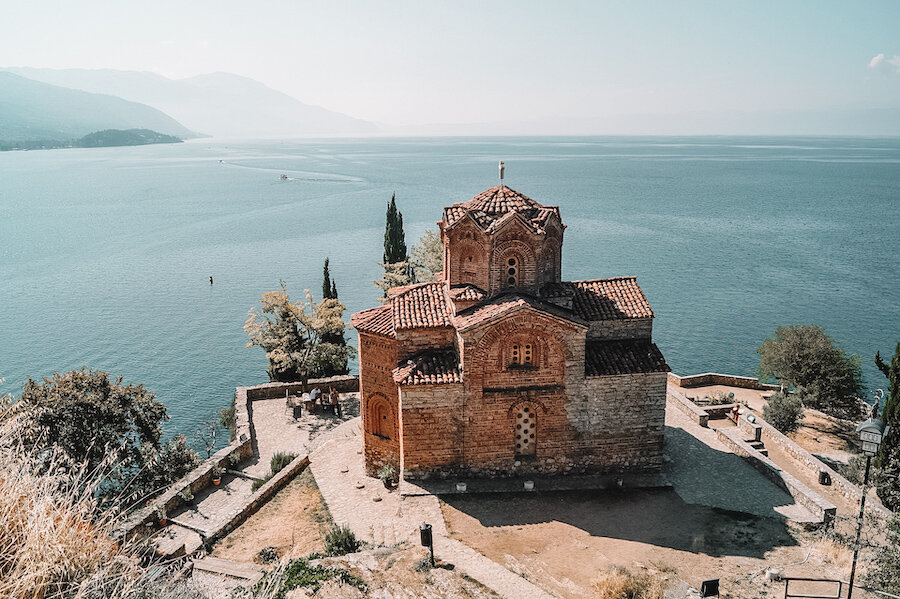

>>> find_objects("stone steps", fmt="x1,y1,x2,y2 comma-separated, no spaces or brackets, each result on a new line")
747,440,768,456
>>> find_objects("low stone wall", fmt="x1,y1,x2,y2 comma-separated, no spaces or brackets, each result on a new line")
753,415,891,518
717,427,836,524
667,387,709,427
244,375,359,401
669,371,780,391
206,455,311,545
116,387,254,541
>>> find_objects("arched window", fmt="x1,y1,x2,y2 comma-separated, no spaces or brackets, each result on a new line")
505,256,519,288
515,406,536,457
371,400,392,439
510,342,534,367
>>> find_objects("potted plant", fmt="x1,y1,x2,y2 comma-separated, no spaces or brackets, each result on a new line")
155,505,167,526
212,464,225,486
179,489,194,503
377,463,398,489
228,450,241,468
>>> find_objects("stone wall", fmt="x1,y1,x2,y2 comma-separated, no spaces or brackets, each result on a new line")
667,387,710,427
116,386,254,541
395,327,456,360
717,426,836,524
244,375,359,400
668,372,780,391
587,318,652,341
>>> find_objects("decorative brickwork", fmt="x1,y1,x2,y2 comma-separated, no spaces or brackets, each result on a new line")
354,182,669,480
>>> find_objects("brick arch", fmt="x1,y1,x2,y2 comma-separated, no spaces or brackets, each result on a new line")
471,314,576,364
450,238,488,287
366,392,396,439
492,239,535,290
506,397,549,416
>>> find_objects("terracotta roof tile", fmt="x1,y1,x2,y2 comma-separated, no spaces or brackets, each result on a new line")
351,304,394,338
448,284,487,302
443,186,561,235
454,293,586,332
392,282,453,330
542,278,654,320
462,185,542,214
585,340,669,376
393,350,462,386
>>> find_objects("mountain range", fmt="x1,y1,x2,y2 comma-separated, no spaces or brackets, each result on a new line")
5,67,377,138
0,71,196,141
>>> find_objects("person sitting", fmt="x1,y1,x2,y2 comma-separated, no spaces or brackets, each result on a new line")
329,388,340,404
310,387,322,403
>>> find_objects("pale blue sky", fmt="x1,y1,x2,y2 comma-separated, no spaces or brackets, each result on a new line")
3,1,899,128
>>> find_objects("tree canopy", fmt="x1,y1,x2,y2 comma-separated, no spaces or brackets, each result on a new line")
410,228,443,283
13,368,198,500
757,324,864,418
383,193,407,264
245,281,353,382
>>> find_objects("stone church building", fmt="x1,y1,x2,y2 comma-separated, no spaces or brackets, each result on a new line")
352,180,669,481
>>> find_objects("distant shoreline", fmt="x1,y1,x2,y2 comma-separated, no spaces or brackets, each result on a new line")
0,128,182,152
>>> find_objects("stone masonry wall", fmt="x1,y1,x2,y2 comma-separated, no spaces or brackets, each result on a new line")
395,327,456,361
587,318,652,340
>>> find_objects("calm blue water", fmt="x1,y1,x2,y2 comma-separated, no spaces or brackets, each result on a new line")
1,136,898,439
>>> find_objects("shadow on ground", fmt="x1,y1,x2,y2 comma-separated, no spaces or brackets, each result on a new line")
441,486,798,559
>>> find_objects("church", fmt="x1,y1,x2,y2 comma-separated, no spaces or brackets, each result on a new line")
352,168,670,481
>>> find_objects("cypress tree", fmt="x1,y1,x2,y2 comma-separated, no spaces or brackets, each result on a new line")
331,280,338,300
876,343,900,510
384,193,408,264
322,258,333,299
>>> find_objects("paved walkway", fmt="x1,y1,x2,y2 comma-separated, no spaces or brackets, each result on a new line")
310,418,556,599
156,393,359,554
664,399,817,522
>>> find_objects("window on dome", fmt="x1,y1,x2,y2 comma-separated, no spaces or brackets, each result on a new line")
510,342,535,368
504,256,519,287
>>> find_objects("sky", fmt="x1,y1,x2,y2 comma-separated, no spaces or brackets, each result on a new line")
3,0,900,130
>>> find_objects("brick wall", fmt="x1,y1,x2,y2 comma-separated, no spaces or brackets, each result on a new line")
399,384,466,478
358,332,400,474
395,327,456,360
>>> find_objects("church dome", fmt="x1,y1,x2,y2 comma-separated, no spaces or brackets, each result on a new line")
461,185,543,214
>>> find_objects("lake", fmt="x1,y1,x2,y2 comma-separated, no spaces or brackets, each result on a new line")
1,136,898,439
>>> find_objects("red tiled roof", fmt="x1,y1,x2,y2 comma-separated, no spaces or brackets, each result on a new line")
462,185,542,214
443,186,562,235
542,278,654,320
393,350,462,386
454,293,586,332
392,281,453,330
351,304,395,338
585,340,669,376
448,284,487,302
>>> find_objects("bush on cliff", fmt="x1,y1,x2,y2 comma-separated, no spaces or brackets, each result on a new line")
763,391,804,433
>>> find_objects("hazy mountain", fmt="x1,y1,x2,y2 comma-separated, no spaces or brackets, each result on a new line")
0,72,195,141
7,67,377,138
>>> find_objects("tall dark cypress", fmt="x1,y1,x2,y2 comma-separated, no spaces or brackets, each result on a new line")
331,280,338,300
322,258,333,299
383,193,408,264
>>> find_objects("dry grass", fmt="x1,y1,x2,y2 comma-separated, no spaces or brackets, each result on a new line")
593,567,666,599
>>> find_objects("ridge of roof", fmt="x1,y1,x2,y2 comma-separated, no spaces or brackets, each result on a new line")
454,292,587,332
351,304,395,338
392,281,454,330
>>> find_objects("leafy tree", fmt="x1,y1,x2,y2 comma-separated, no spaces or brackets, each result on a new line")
245,282,354,382
757,324,864,418
411,228,443,283
383,193,407,264
762,391,804,433
863,514,900,594
875,342,900,510
14,368,198,499
373,260,414,303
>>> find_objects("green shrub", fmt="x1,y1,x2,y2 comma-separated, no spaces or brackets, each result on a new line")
763,392,804,433
376,463,397,483
255,557,367,599
256,546,280,564
324,524,360,556
219,402,237,440
270,452,298,475
252,473,273,492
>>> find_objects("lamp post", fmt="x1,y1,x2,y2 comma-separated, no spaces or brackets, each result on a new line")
847,389,887,599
